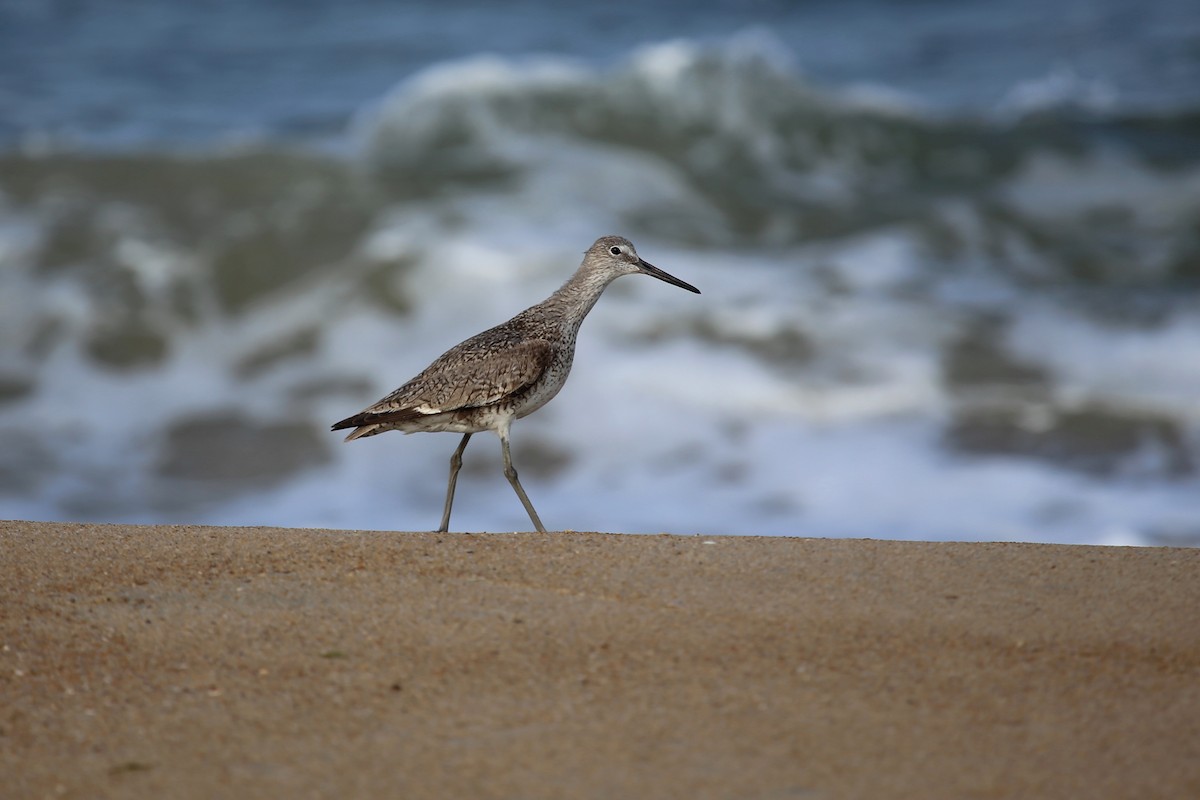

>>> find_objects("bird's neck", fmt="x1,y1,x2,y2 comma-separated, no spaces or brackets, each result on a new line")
537,265,617,332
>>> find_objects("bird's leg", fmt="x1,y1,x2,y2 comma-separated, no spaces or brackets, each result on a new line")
438,433,472,533
499,431,547,533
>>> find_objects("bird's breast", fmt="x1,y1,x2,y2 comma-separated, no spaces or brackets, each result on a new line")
511,347,574,420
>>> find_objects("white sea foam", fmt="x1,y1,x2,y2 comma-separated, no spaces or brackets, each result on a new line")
1002,148,1200,227
1008,306,1200,419
233,222,1199,543
3,36,1199,545
998,65,1119,116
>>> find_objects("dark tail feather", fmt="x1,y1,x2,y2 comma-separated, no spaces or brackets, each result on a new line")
331,413,368,432
331,407,426,432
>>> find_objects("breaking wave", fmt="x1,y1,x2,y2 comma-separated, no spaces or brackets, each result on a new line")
3,38,1199,544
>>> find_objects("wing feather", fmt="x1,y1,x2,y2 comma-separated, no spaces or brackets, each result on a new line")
331,337,554,431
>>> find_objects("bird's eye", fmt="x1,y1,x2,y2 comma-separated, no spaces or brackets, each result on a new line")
609,246,621,255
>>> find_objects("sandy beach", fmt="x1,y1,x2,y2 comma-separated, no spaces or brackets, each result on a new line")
2,520,1197,799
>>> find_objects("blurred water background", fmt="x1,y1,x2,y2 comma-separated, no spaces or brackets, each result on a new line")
2,0,1199,543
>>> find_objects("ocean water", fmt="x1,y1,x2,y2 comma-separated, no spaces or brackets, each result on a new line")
2,1,1199,544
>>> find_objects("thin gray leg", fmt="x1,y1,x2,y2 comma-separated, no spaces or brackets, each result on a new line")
500,431,546,532
438,433,472,533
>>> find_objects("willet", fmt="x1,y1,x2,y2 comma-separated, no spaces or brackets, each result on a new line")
331,235,700,532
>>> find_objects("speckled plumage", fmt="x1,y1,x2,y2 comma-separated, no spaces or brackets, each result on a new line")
332,235,700,532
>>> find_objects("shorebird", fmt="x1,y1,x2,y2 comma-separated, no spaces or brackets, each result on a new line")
331,236,700,532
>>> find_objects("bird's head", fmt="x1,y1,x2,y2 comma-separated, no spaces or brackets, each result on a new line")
587,236,700,294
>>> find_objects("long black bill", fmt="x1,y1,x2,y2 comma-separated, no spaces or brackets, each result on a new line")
638,259,701,294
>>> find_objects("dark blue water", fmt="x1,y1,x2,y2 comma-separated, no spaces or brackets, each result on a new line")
3,0,1198,149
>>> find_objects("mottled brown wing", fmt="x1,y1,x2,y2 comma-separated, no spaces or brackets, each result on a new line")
332,338,554,430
